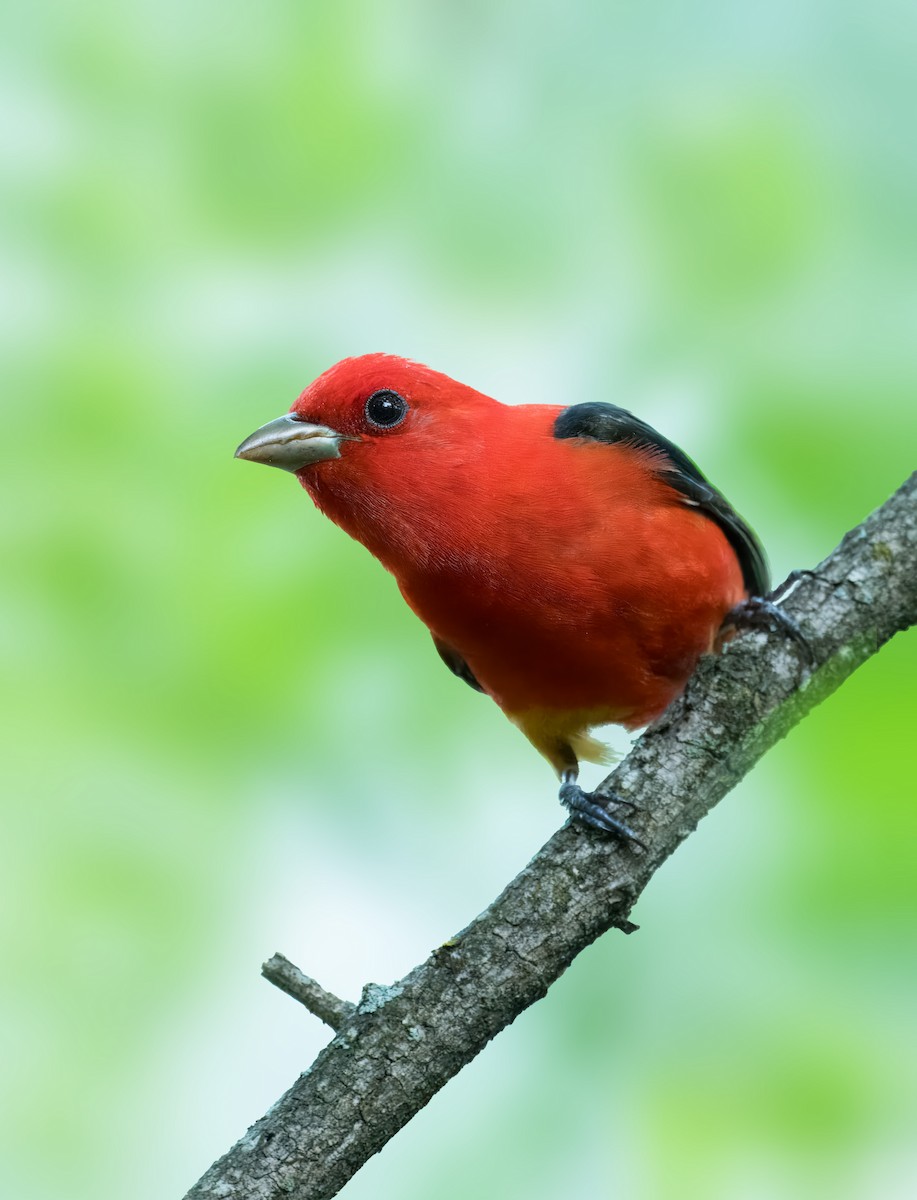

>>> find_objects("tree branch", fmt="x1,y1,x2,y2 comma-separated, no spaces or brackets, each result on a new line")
186,474,916,1200
262,954,356,1031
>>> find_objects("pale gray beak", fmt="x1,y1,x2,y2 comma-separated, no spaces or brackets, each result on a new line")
234,414,344,473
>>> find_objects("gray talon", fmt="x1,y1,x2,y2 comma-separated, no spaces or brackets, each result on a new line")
559,782,645,849
723,594,812,664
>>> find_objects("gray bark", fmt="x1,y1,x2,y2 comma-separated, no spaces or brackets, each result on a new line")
185,473,916,1200
261,954,356,1031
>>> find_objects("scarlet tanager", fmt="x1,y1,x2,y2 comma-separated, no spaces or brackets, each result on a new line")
236,354,794,843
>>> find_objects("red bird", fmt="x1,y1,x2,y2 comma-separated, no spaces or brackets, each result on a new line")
236,354,780,842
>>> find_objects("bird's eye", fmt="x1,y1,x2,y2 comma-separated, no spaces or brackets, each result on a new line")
365,389,408,429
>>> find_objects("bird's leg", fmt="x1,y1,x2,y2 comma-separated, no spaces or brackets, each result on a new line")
720,576,813,665
558,766,645,848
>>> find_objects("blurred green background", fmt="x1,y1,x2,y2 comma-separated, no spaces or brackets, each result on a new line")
1,2,915,1198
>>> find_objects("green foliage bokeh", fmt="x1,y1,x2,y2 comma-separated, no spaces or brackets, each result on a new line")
1,3,914,1198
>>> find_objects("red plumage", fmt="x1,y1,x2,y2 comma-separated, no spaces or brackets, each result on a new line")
238,353,756,791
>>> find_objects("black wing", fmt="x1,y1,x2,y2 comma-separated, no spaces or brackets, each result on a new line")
554,401,770,596
432,636,486,693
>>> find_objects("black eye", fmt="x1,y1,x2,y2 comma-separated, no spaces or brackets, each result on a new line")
365,389,408,429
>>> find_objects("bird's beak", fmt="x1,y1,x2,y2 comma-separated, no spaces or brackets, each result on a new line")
234,414,345,473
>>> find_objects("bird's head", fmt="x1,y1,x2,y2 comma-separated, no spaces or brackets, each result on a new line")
235,353,525,568
235,353,484,477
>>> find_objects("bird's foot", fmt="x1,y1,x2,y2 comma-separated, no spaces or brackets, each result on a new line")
721,590,812,665
768,568,818,605
559,776,645,849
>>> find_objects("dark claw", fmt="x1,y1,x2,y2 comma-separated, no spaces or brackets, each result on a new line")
722,594,812,665
768,568,818,606
600,795,641,815
559,782,645,849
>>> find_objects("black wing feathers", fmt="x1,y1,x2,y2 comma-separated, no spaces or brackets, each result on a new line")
554,401,769,596
432,636,486,693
